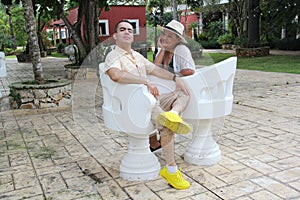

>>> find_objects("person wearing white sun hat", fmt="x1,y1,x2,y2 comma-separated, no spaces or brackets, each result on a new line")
149,19,196,160
155,19,196,76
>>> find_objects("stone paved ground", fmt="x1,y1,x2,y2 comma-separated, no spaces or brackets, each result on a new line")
0,54,300,200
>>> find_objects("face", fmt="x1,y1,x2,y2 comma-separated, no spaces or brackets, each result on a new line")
114,22,134,45
160,29,181,50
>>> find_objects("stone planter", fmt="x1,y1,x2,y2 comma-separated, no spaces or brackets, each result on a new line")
16,54,32,63
9,79,72,109
235,46,270,57
64,65,96,80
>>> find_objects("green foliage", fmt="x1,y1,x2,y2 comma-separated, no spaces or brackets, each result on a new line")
206,20,224,40
234,35,248,48
186,38,202,51
274,38,300,51
199,40,220,49
217,33,234,45
56,42,66,53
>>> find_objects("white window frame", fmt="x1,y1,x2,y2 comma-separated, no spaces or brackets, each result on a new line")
99,19,109,36
126,19,140,35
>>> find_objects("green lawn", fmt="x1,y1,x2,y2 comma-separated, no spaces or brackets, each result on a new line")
193,53,300,74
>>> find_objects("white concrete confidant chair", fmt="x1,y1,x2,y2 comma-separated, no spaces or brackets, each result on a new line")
99,63,160,181
99,57,237,181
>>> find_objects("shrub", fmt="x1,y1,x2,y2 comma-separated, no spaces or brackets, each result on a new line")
199,40,221,49
217,33,234,45
186,38,202,51
274,38,300,50
56,42,66,53
234,36,248,48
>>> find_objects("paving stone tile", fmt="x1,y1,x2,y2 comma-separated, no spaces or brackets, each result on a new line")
156,182,206,199
0,174,14,193
239,157,280,174
39,173,67,193
13,171,38,189
249,190,283,200
218,156,247,171
254,153,279,163
203,164,231,176
269,167,300,183
288,180,300,193
215,180,261,200
251,176,299,199
0,185,43,200
95,179,129,200
269,156,300,170
45,188,100,200
145,178,170,191
217,167,262,184
124,184,160,200
190,191,222,199
189,169,227,189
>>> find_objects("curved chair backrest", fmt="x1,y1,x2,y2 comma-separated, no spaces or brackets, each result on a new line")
181,57,237,119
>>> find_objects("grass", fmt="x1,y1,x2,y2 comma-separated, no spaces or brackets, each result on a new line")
149,51,300,74
237,55,300,74
49,51,68,58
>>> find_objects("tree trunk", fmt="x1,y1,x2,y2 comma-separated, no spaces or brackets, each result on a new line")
172,0,178,20
22,0,44,84
58,0,87,65
6,5,16,50
247,0,260,47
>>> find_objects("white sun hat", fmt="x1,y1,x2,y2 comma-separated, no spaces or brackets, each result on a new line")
158,20,187,43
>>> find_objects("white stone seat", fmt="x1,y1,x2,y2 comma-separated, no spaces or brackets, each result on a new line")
99,56,237,180
0,52,7,98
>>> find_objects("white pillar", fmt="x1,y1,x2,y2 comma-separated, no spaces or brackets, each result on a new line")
0,52,7,98
281,26,286,39
184,119,221,166
120,133,160,181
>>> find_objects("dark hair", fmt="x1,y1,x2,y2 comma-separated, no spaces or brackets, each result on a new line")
114,19,132,33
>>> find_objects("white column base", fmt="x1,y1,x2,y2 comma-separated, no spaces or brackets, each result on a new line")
184,119,222,166
120,133,160,181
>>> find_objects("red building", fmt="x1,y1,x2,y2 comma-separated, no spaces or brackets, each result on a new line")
47,5,147,46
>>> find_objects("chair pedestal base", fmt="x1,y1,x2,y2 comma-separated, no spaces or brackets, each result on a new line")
184,119,222,166
120,133,160,181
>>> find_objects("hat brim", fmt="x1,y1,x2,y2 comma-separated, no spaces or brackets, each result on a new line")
158,25,187,43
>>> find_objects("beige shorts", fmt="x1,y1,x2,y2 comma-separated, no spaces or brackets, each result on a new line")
151,90,189,136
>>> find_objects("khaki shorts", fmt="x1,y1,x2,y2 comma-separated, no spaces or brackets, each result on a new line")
151,90,189,136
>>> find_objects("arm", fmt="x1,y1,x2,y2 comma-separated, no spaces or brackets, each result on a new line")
106,67,160,98
175,45,196,76
149,66,190,96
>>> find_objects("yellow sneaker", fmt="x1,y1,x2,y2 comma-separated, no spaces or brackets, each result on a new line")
160,166,190,190
157,111,191,134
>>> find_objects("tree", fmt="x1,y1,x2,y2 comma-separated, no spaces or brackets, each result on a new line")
55,0,110,65
228,0,247,38
247,0,260,47
22,0,44,84
260,0,300,40
6,3,16,49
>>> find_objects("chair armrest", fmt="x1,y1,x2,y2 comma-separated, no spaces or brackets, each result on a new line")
100,72,156,134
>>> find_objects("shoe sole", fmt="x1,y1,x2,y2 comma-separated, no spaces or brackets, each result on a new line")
157,113,191,134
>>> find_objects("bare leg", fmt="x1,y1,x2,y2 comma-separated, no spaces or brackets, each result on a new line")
160,128,175,166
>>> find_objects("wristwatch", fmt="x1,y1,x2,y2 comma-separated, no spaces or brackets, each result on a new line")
173,74,179,82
